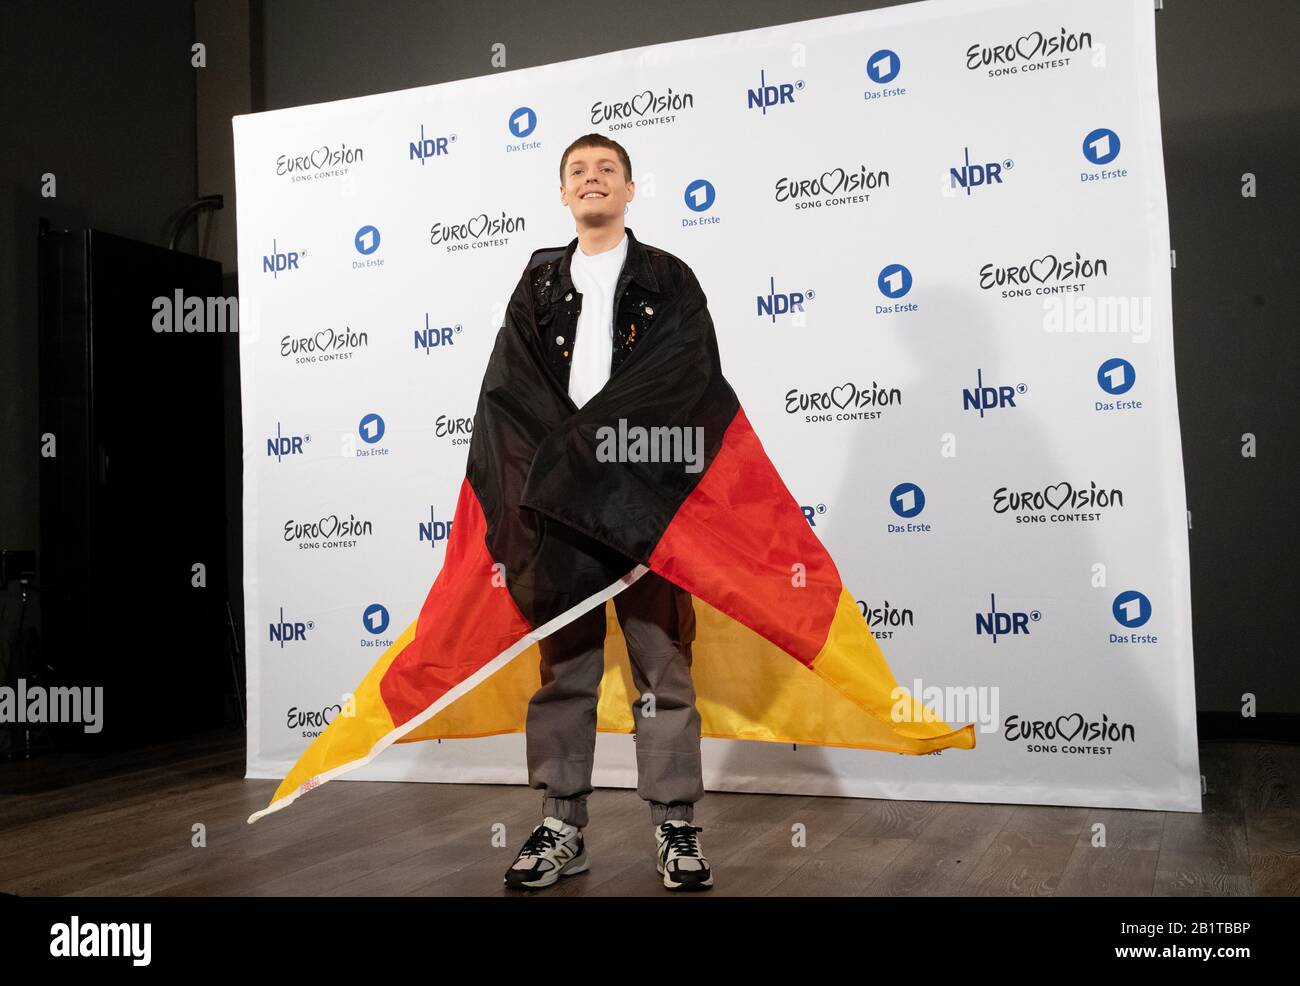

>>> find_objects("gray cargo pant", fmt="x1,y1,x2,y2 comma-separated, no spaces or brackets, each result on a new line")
525,570,703,828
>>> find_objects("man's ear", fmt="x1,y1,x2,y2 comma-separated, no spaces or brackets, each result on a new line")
626,180,635,204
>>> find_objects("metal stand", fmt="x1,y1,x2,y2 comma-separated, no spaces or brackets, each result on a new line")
225,598,246,725
1,578,50,762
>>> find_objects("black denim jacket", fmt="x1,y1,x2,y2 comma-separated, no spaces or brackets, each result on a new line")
521,226,692,398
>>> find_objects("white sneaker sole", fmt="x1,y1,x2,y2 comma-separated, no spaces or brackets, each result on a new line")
657,859,714,891
505,848,589,890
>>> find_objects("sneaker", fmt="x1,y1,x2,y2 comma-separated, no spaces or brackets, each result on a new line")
654,819,713,891
503,815,588,890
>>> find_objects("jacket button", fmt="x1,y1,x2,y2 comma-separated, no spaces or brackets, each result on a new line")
564,292,573,301
555,335,564,345
644,305,654,316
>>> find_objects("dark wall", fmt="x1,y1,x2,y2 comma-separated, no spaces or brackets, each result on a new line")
1152,3,1299,724
0,0,199,706
258,0,888,108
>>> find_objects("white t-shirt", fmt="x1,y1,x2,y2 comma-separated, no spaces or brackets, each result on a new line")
566,232,628,409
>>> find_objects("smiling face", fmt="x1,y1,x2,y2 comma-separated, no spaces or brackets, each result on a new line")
559,145,635,226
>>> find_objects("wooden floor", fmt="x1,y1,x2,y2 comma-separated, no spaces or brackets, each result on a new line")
1,727,1296,896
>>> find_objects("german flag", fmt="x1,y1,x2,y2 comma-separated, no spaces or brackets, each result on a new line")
247,259,974,825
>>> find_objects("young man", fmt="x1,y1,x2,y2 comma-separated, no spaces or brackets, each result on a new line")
503,134,713,892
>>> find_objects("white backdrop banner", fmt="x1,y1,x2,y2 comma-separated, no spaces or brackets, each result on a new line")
234,0,1200,812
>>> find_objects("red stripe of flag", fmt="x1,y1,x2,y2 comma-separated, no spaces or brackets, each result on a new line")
648,407,842,665
380,477,532,726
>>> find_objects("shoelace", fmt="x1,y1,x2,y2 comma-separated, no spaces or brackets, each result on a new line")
659,823,704,859
519,824,565,858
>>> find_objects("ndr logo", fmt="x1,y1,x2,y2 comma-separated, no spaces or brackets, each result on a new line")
800,502,828,527
976,593,1041,642
269,606,314,647
267,422,311,461
409,125,455,165
950,147,1013,195
414,314,462,353
962,369,1025,417
262,238,304,277
420,508,454,547
757,276,813,322
747,69,804,114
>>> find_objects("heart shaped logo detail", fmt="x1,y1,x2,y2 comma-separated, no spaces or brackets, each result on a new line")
315,329,334,351
1055,713,1085,741
1029,255,1058,283
831,383,856,409
1015,32,1044,60
819,168,846,195
1044,482,1072,510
